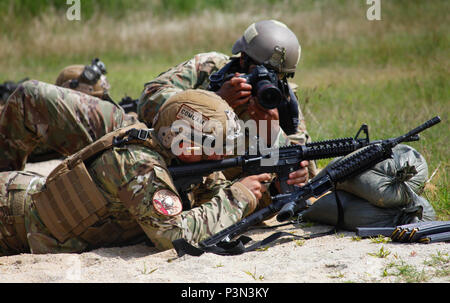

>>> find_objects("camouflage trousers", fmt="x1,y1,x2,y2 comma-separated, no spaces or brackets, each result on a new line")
0,171,45,255
0,80,137,171
0,170,95,256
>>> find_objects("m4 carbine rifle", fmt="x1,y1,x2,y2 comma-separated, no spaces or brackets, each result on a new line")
169,122,419,206
171,116,441,256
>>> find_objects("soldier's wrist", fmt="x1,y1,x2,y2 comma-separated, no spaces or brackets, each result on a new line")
230,182,257,217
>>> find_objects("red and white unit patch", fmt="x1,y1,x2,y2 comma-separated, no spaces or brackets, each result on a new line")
152,189,183,216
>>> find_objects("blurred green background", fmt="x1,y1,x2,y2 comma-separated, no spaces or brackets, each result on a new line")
0,0,448,219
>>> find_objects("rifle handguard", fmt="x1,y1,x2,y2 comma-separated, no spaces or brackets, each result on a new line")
275,116,441,223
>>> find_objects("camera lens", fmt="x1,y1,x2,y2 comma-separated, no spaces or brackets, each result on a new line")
256,80,283,109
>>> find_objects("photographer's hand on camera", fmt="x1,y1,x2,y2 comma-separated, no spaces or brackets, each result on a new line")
215,73,252,108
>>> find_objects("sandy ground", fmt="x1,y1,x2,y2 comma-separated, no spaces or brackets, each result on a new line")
0,160,448,283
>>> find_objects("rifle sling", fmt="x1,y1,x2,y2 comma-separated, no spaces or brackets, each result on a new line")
173,226,337,257
173,189,346,257
173,172,347,257
334,190,345,230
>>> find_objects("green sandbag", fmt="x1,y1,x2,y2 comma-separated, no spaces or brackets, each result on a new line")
301,190,436,231
336,144,428,208
300,144,435,230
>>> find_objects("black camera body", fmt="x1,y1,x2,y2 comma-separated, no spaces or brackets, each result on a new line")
79,58,107,85
208,60,300,135
237,65,282,110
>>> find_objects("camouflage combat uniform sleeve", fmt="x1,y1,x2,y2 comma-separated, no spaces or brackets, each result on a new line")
138,52,317,176
0,80,137,171
88,144,256,251
138,52,230,126
190,171,232,207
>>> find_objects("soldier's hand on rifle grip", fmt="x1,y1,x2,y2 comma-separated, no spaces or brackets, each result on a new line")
286,160,309,187
215,73,252,108
238,173,272,200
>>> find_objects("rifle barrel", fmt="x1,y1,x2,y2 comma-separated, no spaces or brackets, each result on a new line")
393,116,441,145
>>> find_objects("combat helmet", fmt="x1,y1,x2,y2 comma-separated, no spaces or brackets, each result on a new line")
55,58,110,99
153,89,242,158
232,20,301,74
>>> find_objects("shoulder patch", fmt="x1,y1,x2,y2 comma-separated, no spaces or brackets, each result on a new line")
152,189,183,216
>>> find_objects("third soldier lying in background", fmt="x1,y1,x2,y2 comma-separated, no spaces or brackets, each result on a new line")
0,58,138,170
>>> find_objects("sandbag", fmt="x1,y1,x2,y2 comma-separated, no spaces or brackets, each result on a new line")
336,144,428,208
300,144,435,230
301,190,436,231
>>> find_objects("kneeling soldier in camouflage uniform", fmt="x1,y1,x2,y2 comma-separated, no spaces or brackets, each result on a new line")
0,90,272,255
0,63,137,171
138,20,316,180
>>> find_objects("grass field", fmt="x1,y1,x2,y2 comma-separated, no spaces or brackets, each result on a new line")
0,0,448,219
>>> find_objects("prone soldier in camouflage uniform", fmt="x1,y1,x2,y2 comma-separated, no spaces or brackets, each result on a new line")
139,20,317,180
0,61,137,171
0,90,274,255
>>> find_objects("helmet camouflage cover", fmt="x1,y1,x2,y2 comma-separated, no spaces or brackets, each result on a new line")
55,65,111,99
232,19,301,74
153,89,242,156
